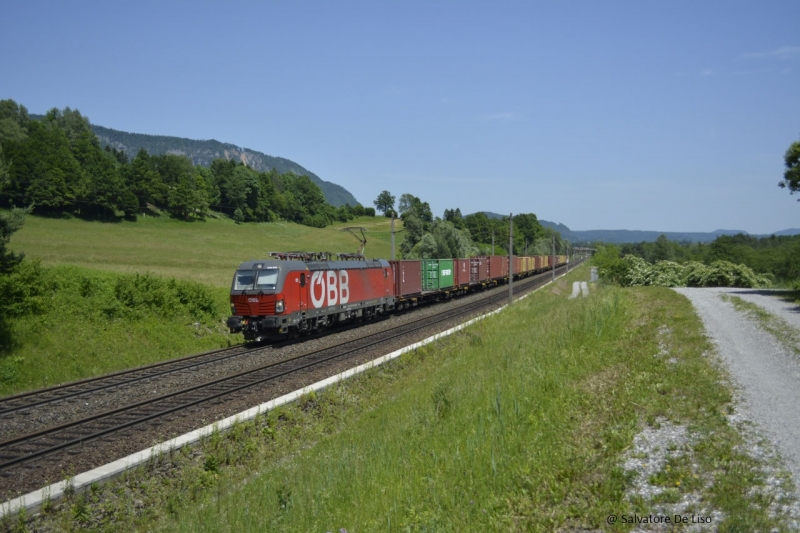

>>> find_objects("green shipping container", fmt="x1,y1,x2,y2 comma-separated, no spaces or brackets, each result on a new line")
421,259,455,291
439,259,454,289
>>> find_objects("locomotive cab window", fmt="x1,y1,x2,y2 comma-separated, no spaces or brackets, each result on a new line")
233,270,255,291
300,273,306,287
233,267,280,291
255,268,280,290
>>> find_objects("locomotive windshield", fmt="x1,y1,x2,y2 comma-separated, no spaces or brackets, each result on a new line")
233,267,280,291
255,268,280,289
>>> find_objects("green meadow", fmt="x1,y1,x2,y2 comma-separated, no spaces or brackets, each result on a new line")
8,214,399,288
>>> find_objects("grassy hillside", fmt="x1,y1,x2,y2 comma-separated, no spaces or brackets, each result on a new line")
8,214,400,288
0,264,234,396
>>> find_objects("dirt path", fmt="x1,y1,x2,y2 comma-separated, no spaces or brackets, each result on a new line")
673,287,800,488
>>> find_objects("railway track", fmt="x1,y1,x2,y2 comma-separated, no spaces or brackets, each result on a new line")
0,263,575,482
0,345,253,417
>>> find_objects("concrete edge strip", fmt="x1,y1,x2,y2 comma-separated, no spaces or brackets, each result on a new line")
1,270,564,518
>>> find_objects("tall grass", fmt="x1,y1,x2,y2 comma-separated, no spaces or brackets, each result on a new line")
0,262,234,396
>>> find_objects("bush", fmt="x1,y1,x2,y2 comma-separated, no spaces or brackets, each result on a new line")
2,262,222,323
302,214,329,228
685,261,771,288
592,245,626,284
0,260,48,318
608,255,770,288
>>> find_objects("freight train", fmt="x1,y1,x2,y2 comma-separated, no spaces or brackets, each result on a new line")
227,252,569,341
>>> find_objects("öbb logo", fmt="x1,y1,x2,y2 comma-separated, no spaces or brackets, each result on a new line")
310,270,350,308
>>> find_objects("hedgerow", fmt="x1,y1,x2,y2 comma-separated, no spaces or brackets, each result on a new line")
0,261,222,322
603,255,770,288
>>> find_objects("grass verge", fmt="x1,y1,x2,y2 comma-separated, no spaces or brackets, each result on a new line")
720,294,800,356
9,269,797,531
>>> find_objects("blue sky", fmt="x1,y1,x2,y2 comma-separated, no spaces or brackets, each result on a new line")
2,0,799,233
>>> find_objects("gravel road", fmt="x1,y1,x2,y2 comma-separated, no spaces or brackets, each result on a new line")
673,287,800,488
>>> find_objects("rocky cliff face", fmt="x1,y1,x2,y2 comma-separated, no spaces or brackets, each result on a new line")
93,125,361,207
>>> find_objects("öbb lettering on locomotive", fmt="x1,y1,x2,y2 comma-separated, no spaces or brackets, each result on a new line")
227,254,570,341
310,270,350,308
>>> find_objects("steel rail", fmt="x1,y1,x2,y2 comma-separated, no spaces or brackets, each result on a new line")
0,345,254,416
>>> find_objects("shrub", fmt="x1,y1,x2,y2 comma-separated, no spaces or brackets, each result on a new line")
2,262,222,323
612,255,769,288
0,260,47,318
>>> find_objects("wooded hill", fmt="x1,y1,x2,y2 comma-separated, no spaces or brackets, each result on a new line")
0,100,371,227
89,124,360,208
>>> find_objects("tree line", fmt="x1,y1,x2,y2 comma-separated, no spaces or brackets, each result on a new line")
373,190,568,260
596,233,800,282
0,100,372,226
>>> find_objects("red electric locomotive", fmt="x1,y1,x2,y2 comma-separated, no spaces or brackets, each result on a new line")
227,253,395,341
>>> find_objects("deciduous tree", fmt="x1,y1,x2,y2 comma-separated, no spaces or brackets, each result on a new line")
373,190,395,215
4,120,81,214
0,99,30,145
780,138,800,199
0,160,27,273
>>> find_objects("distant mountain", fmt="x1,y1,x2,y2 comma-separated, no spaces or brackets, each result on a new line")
538,219,571,236
538,221,800,244
464,213,797,243
711,229,749,236
772,228,800,236
29,115,360,208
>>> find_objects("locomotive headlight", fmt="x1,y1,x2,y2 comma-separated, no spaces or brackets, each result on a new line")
275,300,285,313
230,303,236,315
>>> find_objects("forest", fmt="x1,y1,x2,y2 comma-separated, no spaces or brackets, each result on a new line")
0,100,371,227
